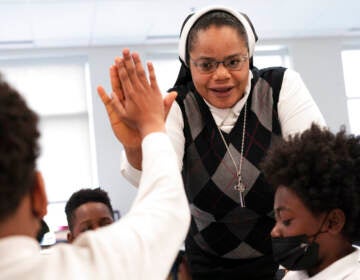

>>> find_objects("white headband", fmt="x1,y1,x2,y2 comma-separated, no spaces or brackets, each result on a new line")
178,5,257,66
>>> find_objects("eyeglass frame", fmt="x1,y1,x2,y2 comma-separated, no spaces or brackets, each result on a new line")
189,55,249,74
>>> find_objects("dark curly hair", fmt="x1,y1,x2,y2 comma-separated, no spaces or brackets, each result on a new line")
65,187,114,231
261,123,360,242
0,74,40,222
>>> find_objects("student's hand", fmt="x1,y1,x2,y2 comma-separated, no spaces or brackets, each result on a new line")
98,49,177,144
98,73,142,148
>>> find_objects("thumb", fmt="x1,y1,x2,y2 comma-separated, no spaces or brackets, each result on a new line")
97,86,111,105
164,91,177,120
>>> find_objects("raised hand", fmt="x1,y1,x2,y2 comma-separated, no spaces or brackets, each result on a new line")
97,81,142,148
97,49,177,167
112,50,165,138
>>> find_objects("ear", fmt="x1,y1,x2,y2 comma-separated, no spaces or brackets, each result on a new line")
31,171,48,219
326,209,346,234
67,231,74,243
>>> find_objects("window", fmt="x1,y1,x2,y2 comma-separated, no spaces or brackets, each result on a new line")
254,45,290,68
0,56,97,231
341,49,360,135
146,52,181,94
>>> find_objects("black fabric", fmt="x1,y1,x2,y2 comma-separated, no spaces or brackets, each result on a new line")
172,67,286,278
172,61,192,89
186,236,278,280
36,219,50,243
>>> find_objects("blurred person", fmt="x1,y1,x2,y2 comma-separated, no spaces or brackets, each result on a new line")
261,124,360,279
0,71,190,280
65,187,114,242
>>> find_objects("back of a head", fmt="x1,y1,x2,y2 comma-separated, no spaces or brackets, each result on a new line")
262,123,360,242
65,187,114,232
0,74,40,222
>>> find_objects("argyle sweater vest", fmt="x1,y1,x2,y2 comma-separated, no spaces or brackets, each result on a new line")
174,67,285,262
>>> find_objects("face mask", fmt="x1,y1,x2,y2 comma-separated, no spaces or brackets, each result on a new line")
271,213,329,271
271,234,319,270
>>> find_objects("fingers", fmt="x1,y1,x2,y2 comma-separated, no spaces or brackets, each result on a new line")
164,91,178,119
132,52,149,86
121,49,141,92
107,49,156,109
111,61,124,101
97,86,111,105
118,49,153,98
97,85,121,117
110,91,126,117
147,61,161,93
116,55,136,100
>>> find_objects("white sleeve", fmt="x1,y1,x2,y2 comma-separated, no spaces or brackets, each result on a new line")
165,101,185,170
74,132,191,280
278,69,327,139
120,102,185,186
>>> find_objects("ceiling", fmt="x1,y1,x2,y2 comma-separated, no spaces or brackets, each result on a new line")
0,0,359,49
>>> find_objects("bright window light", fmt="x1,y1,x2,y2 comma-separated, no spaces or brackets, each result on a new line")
341,49,360,135
0,56,96,231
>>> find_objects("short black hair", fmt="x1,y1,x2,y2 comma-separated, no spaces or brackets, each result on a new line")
65,187,114,231
261,123,360,242
0,74,40,222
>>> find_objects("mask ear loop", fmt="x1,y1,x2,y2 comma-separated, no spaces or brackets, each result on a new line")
309,211,331,243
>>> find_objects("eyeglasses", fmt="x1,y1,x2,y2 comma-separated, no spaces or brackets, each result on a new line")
190,55,249,74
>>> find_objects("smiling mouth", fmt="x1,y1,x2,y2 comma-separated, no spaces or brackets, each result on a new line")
210,87,233,94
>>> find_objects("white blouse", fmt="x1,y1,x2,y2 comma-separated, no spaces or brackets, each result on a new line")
121,68,326,186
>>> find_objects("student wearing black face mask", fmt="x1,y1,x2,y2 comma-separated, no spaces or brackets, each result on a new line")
261,124,360,279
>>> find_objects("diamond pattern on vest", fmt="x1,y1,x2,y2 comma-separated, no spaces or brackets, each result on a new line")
184,93,204,139
176,68,284,261
183,142,209,202
211,145,260,203
190,204,216,232
251,79,274,131
223,242,263,259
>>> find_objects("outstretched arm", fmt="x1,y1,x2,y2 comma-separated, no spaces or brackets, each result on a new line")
97,49,177,169
71,50,190,279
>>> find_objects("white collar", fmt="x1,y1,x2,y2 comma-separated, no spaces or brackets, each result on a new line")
284,247,360,280
204,71,252,128
0,236,40,267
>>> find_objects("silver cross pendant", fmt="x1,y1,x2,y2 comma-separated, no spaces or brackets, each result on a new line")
234,176,246,207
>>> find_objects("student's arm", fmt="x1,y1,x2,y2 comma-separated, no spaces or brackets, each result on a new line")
73,132,190,280
98,49,177,171
86,48,191,279
121,101,185,187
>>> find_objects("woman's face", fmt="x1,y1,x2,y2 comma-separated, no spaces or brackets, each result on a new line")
189,25,250,109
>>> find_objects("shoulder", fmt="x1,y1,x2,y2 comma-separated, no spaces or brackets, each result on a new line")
283,68,304,83
257,66,287,80
252,66,287,91
169,82,194,102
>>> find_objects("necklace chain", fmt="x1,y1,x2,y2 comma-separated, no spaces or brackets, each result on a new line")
217,102,247,207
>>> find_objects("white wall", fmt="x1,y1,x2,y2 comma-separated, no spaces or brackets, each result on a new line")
283,37,349,132
0,36,356,214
